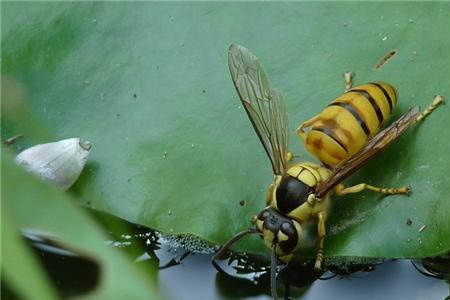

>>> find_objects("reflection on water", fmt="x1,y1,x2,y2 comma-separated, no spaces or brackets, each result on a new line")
16,217,450,300
153,241,448,300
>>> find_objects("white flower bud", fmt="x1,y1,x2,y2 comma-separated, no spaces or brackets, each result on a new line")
15,138,91,190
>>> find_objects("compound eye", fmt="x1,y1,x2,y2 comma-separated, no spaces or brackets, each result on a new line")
278,221,299,254
281,222,296,240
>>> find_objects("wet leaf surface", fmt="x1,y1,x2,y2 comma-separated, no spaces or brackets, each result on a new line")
2,2,449,260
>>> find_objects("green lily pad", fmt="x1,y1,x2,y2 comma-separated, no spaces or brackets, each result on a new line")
1,150,162,300
2,2,449,259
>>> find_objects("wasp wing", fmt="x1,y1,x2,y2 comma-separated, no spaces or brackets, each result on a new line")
228,44,289,175
315,106,421,197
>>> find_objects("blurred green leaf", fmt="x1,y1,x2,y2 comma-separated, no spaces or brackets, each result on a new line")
2,2,449,260
1,150,162,300
1,211,59,300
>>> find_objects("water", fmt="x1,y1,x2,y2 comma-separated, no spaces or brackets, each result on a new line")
9,215,449,300
153,243,448,300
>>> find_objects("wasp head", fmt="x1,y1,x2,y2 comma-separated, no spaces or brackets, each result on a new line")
254,207,302,262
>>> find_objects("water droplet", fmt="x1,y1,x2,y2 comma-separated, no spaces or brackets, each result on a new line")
168,210,172,216
191,143,195,148
163,151,168,159
92,18,97,23
382,36,388,41
409,19,414,23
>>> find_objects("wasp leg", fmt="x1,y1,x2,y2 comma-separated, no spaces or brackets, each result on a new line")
334,183,410,196
416,95,444,123
314,211,326,271
286,151,293,163
343,71,354,92
296,115,320,140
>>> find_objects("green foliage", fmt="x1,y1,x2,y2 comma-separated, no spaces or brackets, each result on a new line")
2,212,59,300
2,151,162,299
2,2,449,267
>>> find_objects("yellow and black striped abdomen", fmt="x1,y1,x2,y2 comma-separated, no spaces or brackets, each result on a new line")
302,82,398,167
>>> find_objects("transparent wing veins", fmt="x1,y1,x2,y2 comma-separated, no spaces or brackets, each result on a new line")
228,44,289,175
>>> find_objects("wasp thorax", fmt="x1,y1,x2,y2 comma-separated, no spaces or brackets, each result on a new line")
255,207,302,259
276,175,312,214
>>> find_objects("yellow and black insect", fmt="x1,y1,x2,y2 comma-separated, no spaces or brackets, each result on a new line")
213,44,443,299
297,78,399,167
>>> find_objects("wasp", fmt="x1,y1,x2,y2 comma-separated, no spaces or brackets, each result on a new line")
297,78,399,167
213,44,443,299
